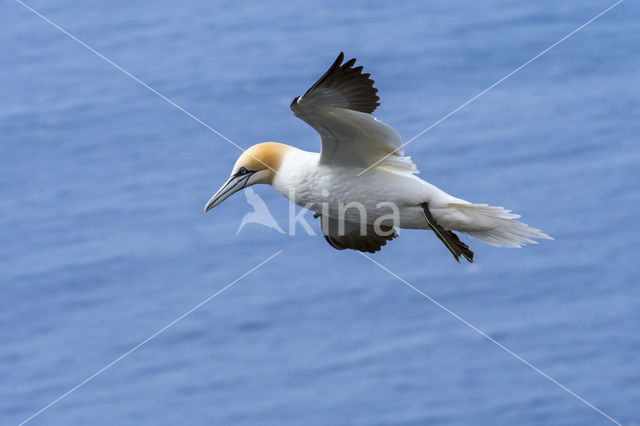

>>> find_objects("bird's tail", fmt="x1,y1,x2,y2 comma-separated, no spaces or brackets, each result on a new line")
449,203,553,248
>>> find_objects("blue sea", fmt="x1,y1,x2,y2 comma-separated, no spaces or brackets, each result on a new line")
1,0,638,424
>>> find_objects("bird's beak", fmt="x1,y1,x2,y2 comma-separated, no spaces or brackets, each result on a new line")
204,174,252,212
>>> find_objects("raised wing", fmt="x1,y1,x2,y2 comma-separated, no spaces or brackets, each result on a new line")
290,52,417,173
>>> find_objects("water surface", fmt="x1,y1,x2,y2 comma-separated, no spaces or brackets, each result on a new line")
1,0,638,424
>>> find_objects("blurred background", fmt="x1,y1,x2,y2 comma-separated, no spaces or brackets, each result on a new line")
1,0,638,424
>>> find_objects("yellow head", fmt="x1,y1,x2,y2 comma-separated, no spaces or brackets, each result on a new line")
204,142,291,212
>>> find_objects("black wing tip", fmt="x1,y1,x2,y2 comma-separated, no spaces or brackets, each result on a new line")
300,52,381,114
342,58,357,69
334,53,380,113
290,95,300,109
329,52,345,72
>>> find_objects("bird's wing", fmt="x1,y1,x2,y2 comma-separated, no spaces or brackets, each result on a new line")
318,215,398,253
290,52,417,173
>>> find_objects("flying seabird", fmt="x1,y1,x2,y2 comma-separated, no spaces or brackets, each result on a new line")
205,52,551,261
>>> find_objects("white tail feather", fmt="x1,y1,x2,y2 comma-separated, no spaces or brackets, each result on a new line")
449,203,553,248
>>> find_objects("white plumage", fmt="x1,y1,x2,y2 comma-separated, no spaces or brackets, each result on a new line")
205,52,552,261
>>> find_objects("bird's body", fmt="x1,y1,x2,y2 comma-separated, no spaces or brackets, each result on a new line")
205,53,552,261
270,144,459,230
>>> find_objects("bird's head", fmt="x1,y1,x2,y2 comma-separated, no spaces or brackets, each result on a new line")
204,142,289,212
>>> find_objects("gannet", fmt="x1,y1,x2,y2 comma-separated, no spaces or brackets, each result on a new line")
205,52,552,261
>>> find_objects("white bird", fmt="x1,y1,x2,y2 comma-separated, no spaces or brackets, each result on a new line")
205,52,552,262
236,187,285,235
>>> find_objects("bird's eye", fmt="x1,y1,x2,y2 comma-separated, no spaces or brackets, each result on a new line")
238,167,248,175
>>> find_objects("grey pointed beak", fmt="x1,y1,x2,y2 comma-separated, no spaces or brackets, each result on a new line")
204,174,251,212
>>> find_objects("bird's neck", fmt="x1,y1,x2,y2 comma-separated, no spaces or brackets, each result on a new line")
270,146,320,196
